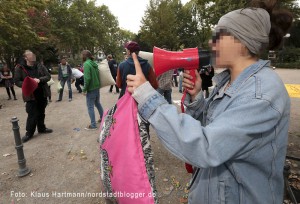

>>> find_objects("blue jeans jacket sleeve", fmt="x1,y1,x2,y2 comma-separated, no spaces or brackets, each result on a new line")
133,82,283,168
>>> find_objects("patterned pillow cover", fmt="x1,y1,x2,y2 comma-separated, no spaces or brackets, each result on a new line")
99,91,157,204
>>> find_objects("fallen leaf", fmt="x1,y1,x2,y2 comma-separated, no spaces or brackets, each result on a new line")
94,170,100,174
163,190,172,195
179,197,188,203
81,156,87,160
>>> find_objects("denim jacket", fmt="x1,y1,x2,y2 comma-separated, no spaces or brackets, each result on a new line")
132,60,290,204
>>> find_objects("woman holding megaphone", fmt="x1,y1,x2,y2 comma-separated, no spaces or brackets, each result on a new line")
127,0,292,203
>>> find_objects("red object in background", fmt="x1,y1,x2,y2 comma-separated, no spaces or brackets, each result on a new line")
185,163,194,174
37,32,45,37
22,77,38,97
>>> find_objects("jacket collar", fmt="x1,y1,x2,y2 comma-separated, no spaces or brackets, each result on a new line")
213,60,270,97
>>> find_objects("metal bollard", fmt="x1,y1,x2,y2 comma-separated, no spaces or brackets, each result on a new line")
11,117,31,177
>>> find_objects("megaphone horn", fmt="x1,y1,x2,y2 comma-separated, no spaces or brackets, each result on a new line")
153,47,211,77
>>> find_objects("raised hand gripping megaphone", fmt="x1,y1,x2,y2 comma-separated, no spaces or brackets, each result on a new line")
140,47,211,174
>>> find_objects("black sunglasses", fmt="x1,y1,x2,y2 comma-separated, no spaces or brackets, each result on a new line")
211,29,231,44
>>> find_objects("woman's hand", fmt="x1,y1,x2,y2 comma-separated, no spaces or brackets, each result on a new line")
183,70,202,101
126,53,147,94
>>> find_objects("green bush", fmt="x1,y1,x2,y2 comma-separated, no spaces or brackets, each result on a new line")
49,66,58,75
67,59,82,68
277,48,300,63
273,62,300,69
261,47,300,69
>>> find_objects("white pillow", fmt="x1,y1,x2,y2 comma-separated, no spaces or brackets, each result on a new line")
98,59,115,88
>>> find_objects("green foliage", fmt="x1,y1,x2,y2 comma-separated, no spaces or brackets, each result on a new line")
1,0,299,69
0,0,47,68
0,0,135,68
139,0,182,50
67,58,82,68
277,47,300,63
209,0,246,25
273,62,300,68
139,0,300,51
287,20,300,48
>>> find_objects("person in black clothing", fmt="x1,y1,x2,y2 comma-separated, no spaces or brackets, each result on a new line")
44,61,52,102
14,50,53,143
173,69,179,87
1,64,17,100
199,65,214,98
107,54,119,94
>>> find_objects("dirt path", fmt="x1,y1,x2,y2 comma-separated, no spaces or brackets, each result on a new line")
0,68,299,204
0,75,190,204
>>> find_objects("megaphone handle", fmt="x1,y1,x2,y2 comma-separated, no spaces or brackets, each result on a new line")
180,69,196,113
181,91,187,113
189,69,196,85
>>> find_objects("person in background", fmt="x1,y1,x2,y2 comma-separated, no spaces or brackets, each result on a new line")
199,65,214,98
178,68,184,93
172,69,178,87
71,66,84,93
57,58,72,102
116,41,158,136
0,64,3,109
78,64,84,73
81,50,104,130
116,41,158,99
14,50,52,143
45,62,52,102
157,70,173,104
1,64,17,100
126,1,293,203
107,54,119,94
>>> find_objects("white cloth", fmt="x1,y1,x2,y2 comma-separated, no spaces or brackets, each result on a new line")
71,68,83,79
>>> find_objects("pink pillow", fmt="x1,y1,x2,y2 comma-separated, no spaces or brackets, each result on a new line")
99,91,156,204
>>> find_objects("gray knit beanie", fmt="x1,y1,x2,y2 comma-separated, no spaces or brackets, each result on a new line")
216,8,271,54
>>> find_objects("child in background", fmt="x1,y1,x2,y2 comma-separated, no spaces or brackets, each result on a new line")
1,64,17,100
